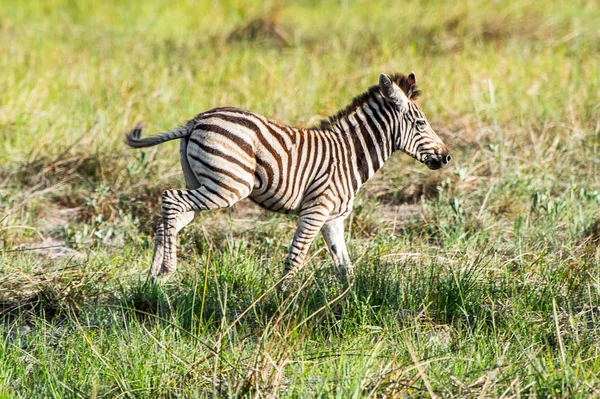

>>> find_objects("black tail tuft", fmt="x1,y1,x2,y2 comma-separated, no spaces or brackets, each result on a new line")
124,122,190,148
124,123,145,148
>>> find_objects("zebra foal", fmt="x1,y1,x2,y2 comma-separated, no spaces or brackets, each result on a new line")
126,72,450,288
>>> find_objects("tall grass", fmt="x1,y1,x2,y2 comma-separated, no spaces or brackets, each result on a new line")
1,0,599,397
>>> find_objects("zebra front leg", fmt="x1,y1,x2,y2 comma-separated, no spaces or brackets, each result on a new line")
149,211,196,281
321,217,354,283
281,207,331,291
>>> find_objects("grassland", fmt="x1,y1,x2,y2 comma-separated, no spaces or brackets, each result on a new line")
1,0,599,397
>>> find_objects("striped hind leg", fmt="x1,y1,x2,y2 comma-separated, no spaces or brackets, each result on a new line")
149,139,201,279
152,130,255,281
156,185,246,280
149,211,196,279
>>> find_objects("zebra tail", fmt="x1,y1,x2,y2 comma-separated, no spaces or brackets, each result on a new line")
124,123,191,148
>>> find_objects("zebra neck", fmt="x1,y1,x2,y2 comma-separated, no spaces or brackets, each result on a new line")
336,100,395,185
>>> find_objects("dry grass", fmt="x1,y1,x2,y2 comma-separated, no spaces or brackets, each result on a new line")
0,0,599,397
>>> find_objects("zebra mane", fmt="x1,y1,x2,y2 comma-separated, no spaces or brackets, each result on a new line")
311,73,421,131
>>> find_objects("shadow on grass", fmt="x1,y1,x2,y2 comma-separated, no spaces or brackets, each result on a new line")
4,245,595,348
0,262,108,328
115,249,507,339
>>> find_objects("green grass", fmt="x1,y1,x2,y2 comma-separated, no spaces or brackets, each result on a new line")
1,0,599,397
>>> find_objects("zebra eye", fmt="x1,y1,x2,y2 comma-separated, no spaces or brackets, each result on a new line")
416,119,427,130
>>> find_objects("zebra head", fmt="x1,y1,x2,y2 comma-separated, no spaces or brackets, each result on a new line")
379,73,451,170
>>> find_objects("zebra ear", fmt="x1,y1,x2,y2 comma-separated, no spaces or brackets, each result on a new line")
408,72,417,86
379,74,396,101
379,73,409,112
407,72,417,98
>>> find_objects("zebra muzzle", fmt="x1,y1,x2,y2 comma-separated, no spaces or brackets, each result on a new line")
425,151,451,170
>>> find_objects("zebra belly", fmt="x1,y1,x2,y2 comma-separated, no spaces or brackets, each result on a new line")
249,169,305,214
247,136,315,214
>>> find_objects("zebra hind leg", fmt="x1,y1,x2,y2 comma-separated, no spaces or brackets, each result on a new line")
157,186,238,281
149,137,204,281
149,211,196,281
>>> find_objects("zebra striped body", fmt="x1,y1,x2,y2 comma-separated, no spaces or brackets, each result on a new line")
185,107,363,217
126,72,450,288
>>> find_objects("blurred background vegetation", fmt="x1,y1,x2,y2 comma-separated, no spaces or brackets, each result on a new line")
0,0,599,397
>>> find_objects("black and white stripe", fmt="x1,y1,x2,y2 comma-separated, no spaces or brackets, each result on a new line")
126,72,450,288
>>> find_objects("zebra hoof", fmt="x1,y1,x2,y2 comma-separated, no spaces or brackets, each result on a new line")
279,278,292,293
148,268,174,284
279,273,300,295
335,267,355,286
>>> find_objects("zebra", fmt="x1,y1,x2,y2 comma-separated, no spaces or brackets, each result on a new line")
125,72,450,289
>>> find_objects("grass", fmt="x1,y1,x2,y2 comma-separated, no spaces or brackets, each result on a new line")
1,0,599,397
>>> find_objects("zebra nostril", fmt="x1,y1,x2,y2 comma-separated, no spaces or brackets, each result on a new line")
446,154,452,163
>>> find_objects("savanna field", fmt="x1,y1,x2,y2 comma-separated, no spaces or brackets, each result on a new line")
1,0,599,397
